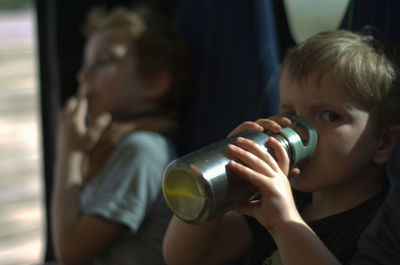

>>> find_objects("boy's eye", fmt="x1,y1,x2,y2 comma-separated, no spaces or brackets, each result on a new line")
96,55,113,66
280,110,296,117
321,111,340,122
94,52,120,68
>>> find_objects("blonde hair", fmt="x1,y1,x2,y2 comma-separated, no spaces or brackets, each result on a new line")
83,6,146,37
281,29,400,130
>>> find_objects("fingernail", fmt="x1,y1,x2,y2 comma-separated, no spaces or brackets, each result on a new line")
228,144,238,149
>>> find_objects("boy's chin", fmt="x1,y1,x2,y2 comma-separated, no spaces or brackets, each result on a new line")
289,175,306,191
289,175,298,185
289,176,315,193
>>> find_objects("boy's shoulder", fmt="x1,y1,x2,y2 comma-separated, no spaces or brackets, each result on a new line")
115,130,176,160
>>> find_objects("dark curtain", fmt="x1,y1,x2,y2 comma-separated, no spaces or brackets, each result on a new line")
340,0,400,45
175,0,281,155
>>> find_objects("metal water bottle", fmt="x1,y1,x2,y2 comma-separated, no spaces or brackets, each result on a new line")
162,116,317,224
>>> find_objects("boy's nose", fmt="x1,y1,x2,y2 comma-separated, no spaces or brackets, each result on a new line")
76,69,86,97
77,65,93,85
78,84,89,97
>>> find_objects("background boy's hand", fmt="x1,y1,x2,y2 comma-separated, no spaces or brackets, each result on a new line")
227,115,292,137
57,96,111,154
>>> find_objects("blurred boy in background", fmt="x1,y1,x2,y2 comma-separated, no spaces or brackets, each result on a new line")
52,5,190,265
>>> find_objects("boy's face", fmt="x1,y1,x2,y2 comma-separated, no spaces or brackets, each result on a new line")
78,28,150,120
279,70,383,195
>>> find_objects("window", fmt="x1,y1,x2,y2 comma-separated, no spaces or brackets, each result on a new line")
284,0,350,43
0,2,44,264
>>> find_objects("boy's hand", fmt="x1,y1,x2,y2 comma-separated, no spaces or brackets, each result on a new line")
57,96,111,154
226,128,302,234
228,115,300,176
227,115,292,137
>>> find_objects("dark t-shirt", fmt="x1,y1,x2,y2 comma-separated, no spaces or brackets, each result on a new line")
351,189,400,264
351,138,400,265
247,192,386,265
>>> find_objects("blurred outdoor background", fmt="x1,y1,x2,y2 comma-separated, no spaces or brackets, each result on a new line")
0,0,44,264
0,0,348,264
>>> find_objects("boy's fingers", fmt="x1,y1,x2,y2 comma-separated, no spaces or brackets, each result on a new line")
227,160,272,191
93,112,112,132
275,115,292,126
289,167,300,177
76,97,88,121
64,96,78,112
228,115,292,138
227,121,263,138
255,115,292,132
59,97,78,123
232,137,279,172
226,144,267,175
254,119,280,132
86,112,111,142
266,137,290,175
233,200,260,217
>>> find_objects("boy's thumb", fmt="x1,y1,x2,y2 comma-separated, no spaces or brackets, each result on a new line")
86,112,112,142
233,200,259,218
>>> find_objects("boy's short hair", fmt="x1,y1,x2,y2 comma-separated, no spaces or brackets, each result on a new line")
82,5,191,113
281,29,400,131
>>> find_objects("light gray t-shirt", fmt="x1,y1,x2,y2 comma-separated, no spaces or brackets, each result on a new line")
80,131,175,265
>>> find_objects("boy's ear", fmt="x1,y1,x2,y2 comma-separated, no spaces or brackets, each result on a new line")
373,125,400,165
142,71,173,100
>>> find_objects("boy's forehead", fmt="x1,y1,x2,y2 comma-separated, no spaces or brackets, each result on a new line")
279,69,352,102
86,29,131,55
279,69,372,114
280,68,343,91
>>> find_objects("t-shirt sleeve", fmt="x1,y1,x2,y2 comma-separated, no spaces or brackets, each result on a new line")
80,131,175,232
351,184,400,264
351,138,400,265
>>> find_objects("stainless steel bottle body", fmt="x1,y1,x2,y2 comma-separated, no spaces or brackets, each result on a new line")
163,116,317,224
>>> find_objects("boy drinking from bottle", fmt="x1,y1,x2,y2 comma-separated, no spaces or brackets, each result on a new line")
162,29,400,265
